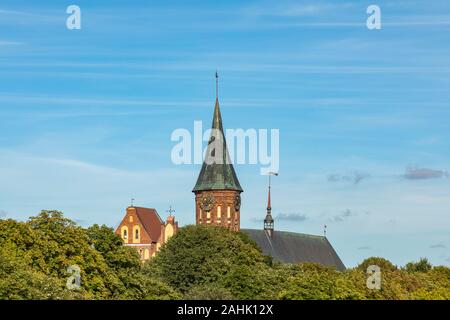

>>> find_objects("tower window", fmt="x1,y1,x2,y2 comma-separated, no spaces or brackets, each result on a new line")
135,229,139,240
217,206,221,218
123,229,127,239
227,206,231,218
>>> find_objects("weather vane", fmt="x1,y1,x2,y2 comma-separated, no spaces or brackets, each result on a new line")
166,205,175,216
268,171,279,189
131,198,135,207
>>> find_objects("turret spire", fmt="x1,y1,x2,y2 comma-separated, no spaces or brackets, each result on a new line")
264,172,277,236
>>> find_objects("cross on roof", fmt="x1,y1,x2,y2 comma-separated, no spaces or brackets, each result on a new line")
166,206,175,216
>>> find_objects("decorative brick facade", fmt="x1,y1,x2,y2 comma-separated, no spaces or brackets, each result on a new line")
115,206,178,261
195,190,241,231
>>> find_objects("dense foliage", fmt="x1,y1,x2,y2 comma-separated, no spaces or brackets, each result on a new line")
0,211,449,300
0,211,178,300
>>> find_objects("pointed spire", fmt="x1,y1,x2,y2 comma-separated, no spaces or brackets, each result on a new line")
264,173,277,235
212,95,224,132
192,73,243,193
215,70,219,100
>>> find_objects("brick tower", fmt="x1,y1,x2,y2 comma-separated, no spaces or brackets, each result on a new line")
192,73,243,231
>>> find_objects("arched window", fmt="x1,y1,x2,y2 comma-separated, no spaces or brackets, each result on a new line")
132,225,141,243
121,226,129,243
217,206,222,218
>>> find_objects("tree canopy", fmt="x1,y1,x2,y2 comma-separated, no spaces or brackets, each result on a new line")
0,211,449,300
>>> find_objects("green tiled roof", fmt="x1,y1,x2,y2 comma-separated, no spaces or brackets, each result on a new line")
192,98,243,192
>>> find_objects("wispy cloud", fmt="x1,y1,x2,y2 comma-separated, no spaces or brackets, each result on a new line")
403,166,449,180
331,209,356,222
327,171,370,185
0,40,23,46
0,7,62,25
429,243,447,249
0,150,196,225
0,9,26,15
242,3,354,17
384,15,450,27
275,18,450,29
3,58,450,76
275,213,308,222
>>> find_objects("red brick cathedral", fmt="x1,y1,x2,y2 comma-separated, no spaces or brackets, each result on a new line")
192,89,243,231
115,74,345,270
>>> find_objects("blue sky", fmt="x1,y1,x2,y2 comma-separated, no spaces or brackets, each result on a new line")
0,0,449,267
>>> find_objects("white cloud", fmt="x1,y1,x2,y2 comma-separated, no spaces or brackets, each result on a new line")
0,150,197,226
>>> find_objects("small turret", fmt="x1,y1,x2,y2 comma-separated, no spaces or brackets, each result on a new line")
264,185,274,236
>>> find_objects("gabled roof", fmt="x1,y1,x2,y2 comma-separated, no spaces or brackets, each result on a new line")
192,98,243,192
133,207,164,242
241,229,345,271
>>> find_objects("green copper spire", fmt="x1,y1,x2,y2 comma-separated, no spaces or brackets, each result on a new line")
192,75,243,193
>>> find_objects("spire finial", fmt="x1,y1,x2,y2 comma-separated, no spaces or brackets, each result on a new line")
131,198,135,207
166,205,175,217
267,172,278,211
215,70,219,99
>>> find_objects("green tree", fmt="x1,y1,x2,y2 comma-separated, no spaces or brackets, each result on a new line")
0,211,181,300
145,225,268,297
184,284,233,300
278,263,340,300
357,257,397,272
405,258,432,273
0,242,79,300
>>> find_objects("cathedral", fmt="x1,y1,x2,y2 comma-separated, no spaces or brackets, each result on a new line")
115,75,345,270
